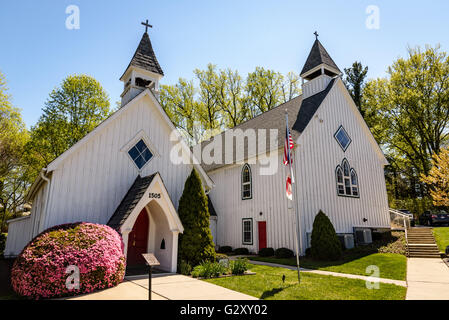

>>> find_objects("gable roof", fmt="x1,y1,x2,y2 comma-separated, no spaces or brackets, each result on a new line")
199,79,338,172
199,95,302,172
107,173,157,230
300,40,341,76
26,88,214,201
292,78,336,133
121,32,164,79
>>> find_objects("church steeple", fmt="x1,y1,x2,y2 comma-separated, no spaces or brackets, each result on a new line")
300,33,341,99
120,21,164,106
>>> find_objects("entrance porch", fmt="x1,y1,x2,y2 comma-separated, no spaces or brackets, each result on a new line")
107,173,183,273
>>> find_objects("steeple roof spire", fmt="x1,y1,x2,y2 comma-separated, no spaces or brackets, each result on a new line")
300,38,340,77
121,31,164,79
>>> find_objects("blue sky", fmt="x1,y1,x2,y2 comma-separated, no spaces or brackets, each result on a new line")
1,0,448,128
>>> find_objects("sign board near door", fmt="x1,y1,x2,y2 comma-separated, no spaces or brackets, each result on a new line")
142,253,160,266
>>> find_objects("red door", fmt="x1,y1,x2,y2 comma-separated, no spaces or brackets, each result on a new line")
258,221,267,250
127,208,149,266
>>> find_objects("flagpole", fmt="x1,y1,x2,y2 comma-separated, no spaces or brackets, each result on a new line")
285,110,301,284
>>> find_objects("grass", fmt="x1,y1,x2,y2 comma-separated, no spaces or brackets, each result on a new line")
247,231,407,280
250,253,407,281
205,264,406,300
433,227,449,252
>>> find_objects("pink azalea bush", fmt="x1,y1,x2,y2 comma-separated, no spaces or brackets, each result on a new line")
11,222,126,299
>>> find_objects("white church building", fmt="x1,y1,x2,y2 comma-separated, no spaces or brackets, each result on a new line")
5,28,390,272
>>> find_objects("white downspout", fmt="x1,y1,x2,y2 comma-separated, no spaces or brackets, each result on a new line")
38,169,51,233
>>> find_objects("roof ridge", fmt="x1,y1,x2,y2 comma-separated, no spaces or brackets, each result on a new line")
198,94,303,145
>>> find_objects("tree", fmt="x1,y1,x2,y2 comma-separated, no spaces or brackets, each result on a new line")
421,147,449,207
26,74,111,176
215,69,247,128
245,67,284,117
280,72,302,104
310,210,342,261
344,61,368,116
160,65,301,144
178,169,216,266
194,64,222,139
363,45,449,197
160,79,202,145
0,70,30,231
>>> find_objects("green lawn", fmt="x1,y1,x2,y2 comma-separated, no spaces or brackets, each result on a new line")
205,264,406,300
249,253,407,281
433,227,449,252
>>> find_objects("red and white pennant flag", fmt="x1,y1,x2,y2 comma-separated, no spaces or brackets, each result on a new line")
286,176,293,200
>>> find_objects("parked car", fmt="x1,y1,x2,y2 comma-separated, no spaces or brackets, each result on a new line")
419,210,449,226
398,209,415,227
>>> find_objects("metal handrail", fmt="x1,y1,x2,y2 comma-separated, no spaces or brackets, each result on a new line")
389,208,411,257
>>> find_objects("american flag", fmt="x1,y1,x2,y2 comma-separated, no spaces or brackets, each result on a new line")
283,126,294,165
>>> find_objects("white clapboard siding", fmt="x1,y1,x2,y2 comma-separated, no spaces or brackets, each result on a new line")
208,80,389,255
39,94,192,231
4,216,32,256
208,150,297,254
4,180,49,255
294,80,390,252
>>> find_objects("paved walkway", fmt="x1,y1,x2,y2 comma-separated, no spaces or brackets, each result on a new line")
236,258,407,287
69,274,257,300
406,258,449,300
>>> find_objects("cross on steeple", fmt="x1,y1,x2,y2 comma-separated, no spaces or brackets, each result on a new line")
314,31,319,40
141,19,153,33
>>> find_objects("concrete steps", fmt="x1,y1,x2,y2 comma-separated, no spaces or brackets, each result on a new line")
406,228,441,258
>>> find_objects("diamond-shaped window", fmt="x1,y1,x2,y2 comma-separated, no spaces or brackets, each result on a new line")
334,126,352,151
128,139,153,169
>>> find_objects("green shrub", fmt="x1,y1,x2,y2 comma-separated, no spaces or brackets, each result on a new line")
233,248,249,255
215,254,230,269
216,253,229,261
191,261,228,278
305,247,311,257
310,210,342,260
0,233,6,255
178,260,192,275
275,247,294,258
230,258,249,275
258,247,275,257
178,169,216,266
217,246,233,253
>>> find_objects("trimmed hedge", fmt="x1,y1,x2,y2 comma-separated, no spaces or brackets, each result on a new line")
275,247,294,258
11,222,125,299
217,246,233,253
233,248,249,255
310,210,342,260
258,247,275,257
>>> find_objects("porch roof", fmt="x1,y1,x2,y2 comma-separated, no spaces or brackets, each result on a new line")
107,173,157,230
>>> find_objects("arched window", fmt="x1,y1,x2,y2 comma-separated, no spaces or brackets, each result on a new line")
351,169,359,197
241,164,252,200
336,159,359,198
336,166,344,195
